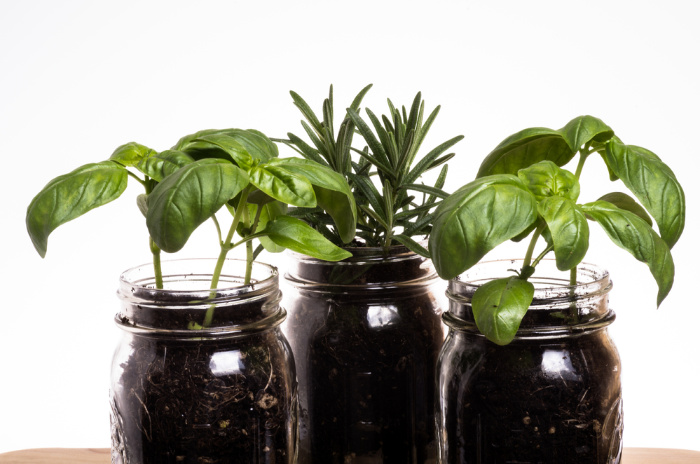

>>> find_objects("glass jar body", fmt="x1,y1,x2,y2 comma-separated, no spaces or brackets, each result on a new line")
283,247,444,463
437,260,623,464
111,259,298,464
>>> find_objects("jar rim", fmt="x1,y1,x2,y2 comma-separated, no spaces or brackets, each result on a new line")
446,259,614,336
287,243,417,264
117,259,282,334
450,259,610,297
120,258,278,296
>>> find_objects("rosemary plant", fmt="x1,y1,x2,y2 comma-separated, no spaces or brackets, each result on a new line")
281,85,464,255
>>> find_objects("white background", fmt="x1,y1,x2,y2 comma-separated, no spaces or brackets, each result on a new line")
1,0,699,454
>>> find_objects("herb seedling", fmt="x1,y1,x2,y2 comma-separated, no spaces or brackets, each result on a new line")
279,85,464,254
27,128,355,326
429,115,685,345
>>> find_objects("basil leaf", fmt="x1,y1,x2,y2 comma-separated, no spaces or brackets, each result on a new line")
136,194,148,217
249,201,288,253
175,128,277,163
109,142,156,167
135,149,194,182
259,216,352,261
266,158,357,243
559,115,614,152
597,192,653,226
192,134,254,170
472,277,535,346
429,175,539,280
517,160,580,202
476,127,574,177
582,200,674,306
27,161,128,257
605,137,685,248
538,196,589,271
147,159,250,253
249,164,316,207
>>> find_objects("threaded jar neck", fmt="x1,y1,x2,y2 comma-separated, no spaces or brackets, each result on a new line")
285,245,437,293
116,259,283,337
445,259,615,339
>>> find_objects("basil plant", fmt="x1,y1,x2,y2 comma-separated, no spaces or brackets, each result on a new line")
27,128,355,326
429,115,685,345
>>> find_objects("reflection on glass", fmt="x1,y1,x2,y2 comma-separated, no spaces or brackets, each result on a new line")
367,305,399,329
209,350,244,376
542,349,580,382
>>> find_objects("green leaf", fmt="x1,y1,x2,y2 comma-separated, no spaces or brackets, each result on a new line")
517,160,580,202
266,158,357,243
135,149,194,182
249,201,288,253
347,108,390,168
597,192,653,226
349,84,373,111
290,90,323,133
582,200,675,306
175,128,277,163
286,132,328,166
472,277,535,345
538,196,589,270
393,234,430,258
350,174,387,221
260,216,352,261
109,142,157,167
558,115,614,152
136,194,148,217
27,161,128,257
429,175,539,279
476,127,574,177
403,135,464,185
249,164,316,207
605,137,685,248
147,159,250,253
192,134,254,170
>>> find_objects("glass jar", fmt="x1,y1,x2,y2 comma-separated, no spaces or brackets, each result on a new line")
111,259,298,464
437,259,623,464
283,246,444,463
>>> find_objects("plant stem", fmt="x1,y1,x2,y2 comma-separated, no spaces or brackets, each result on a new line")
203,187,251,328
126,170,147,187
522,222,545,269
574,146,592,180
531,244,554,268
242,205,254,285
149,237,163,289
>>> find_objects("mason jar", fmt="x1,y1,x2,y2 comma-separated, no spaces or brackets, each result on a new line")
437,259,623,464
111,259,298,464
283,246,444,463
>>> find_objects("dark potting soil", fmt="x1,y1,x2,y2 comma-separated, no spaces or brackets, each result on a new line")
111,302,296,464
285,258,444,463
439,331,623,464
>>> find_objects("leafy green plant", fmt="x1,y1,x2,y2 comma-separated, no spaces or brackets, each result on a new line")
280,85,464,254
429,115,685,345
27,128,354,326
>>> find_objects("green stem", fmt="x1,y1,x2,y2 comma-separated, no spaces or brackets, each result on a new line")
242,204,254,285
203,187,251,328
574,146,592,180
531,244,554,268
149,237,163,289
522,222,546,269
126,170,147,187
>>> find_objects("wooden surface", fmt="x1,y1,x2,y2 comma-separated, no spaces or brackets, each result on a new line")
1,447,699,463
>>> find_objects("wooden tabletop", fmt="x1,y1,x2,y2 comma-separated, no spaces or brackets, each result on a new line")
1,448,699,463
